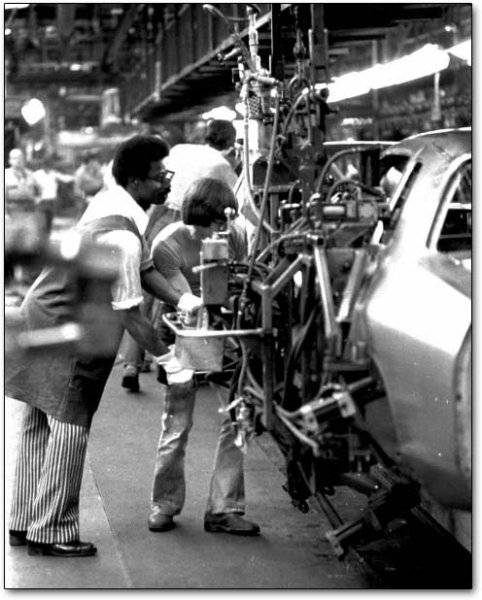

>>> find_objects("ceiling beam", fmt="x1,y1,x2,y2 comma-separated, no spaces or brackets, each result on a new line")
103,4,144,69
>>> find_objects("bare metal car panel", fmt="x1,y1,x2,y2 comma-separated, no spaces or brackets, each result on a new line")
361,129,471,508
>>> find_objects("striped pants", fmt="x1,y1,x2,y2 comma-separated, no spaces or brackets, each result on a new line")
9,405,89,544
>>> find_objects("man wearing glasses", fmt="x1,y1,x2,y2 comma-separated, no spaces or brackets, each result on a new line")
7,135,202,557
121,119,239,392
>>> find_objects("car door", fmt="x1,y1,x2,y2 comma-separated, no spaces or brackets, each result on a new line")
365,154,471,507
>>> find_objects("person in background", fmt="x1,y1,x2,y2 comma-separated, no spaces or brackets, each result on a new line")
74,150,104,206
121,119,239,392
33,155,74,235
6,135,202,558
147,177,260,537
146,118,238,243
5,148,42,283
5,148,41,218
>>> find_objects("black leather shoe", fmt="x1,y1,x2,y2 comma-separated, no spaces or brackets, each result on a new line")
27,540,97,557
204,513,260,536
121,366,140,392
148,509,175,532
9,530,27,546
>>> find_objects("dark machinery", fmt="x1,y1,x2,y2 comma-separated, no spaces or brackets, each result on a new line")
162,4,471,558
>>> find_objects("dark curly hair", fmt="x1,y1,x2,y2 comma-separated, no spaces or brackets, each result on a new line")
204,119,236,151
182,178,238,227
112,134,170,188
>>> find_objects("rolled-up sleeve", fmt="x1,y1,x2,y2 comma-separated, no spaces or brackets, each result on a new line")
97,230,144,310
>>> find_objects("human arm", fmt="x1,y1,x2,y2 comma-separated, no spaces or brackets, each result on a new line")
140,266,182,306
118,305,168,356
150,234,202,311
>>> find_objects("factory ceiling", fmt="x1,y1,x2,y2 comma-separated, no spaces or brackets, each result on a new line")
5,3,468,123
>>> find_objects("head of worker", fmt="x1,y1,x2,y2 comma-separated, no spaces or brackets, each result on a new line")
112,134,171,211
42,154,58,171
9,148,26,170
205,119,236,152
182,177,238,239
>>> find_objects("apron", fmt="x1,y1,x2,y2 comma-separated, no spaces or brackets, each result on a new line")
6,215,148,428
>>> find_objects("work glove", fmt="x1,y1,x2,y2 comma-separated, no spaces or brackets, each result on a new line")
177,292,203,313
155,345,194,385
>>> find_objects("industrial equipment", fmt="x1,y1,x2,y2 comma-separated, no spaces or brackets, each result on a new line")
162,4,472,556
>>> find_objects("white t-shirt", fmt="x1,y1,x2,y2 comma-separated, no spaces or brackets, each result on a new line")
33,169,74,200
163,144,238,210
78,185,150,311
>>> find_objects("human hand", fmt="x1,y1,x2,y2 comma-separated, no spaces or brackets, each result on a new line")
177,292,203,313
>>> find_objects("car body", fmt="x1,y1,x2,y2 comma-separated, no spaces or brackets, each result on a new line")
355,128,471,545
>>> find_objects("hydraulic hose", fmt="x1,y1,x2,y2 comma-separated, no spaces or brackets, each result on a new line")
246,89,281,284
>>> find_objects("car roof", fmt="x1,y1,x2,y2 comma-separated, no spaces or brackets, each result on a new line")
382,128,471,160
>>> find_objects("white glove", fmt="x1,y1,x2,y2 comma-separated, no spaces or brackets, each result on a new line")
177,292,203,313
155,346,194,385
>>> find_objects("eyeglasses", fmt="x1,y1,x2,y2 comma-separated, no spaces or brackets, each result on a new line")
148,169,174,184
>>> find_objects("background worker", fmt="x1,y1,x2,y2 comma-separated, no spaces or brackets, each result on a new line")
147,177,260,536
6,135,202,558
5,148,41,218
33,154,75,235
74,150,105,207
121,119,239,392
5,148,42,283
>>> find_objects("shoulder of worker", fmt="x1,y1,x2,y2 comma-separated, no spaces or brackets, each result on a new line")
166,143,229,170
163,144,202,168
78,186,148,239
150,220,187,251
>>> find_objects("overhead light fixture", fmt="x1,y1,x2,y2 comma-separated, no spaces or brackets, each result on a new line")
327,72,371,103
21,98,46,126
321,43,453,104
5,4,29,9
370,44,450,89
447,40,471,66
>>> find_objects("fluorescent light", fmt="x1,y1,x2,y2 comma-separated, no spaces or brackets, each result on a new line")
323,43,453,103
327,71,371,103
448,40,471,66
370,44,449,89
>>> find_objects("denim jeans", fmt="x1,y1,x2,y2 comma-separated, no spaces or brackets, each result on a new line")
151,381,245,516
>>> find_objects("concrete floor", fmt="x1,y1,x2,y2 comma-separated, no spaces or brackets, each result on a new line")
4,362,378,590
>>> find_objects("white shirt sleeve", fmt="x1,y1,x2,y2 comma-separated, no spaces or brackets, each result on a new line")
96,230,144,310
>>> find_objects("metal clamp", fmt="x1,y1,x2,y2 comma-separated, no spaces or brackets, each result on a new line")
161,312,264,339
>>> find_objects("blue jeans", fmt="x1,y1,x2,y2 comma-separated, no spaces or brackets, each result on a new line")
151,381,245,516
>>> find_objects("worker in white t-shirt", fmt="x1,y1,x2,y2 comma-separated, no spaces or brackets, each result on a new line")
121,120,239,392
34,156,74,234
